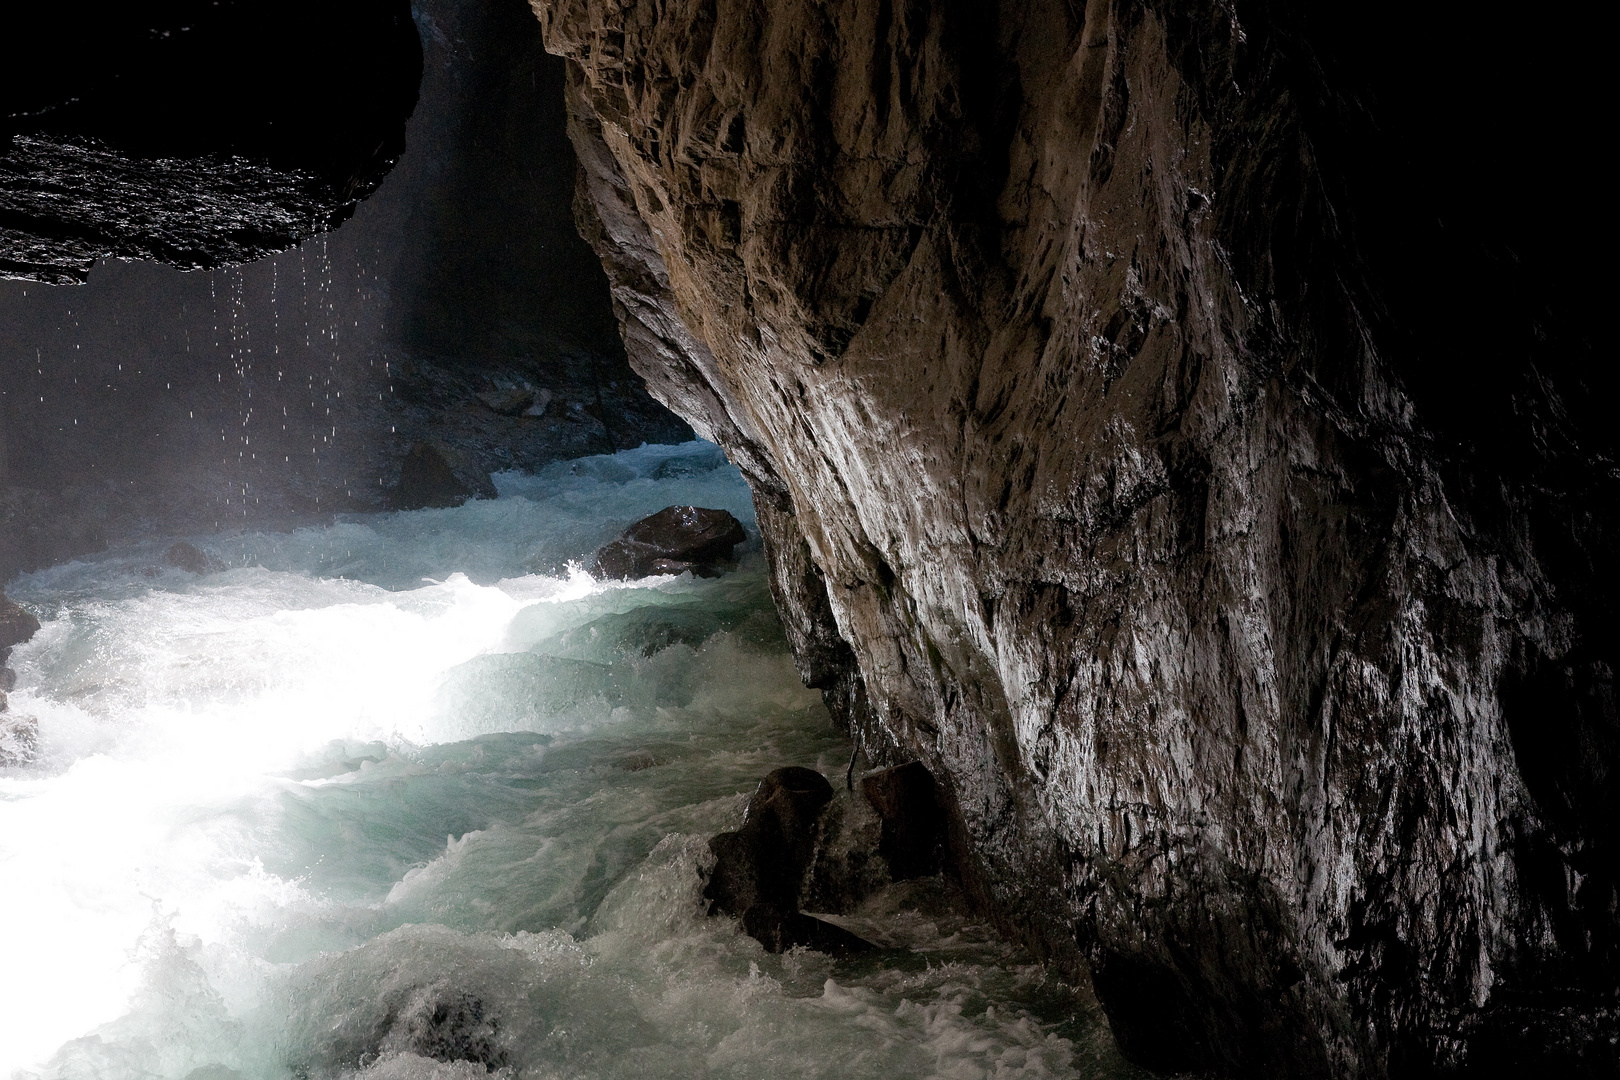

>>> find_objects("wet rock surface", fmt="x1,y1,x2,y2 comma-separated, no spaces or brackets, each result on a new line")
860,761,946,882
537,0,1617,1074
1,2,422,283
707,762,959,955
738,904,873,957
395,439,498,511
704,765,876,954
592,505,746,579
164,542,224,575
705,766,835,918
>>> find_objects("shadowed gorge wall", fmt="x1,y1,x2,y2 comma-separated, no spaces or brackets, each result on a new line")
532,0,1617,1075
392,0,625,366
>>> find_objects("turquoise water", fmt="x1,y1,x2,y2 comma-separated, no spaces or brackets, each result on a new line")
0,443,1138,1080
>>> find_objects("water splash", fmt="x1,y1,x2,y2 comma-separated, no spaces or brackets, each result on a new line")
0,443,1139,1080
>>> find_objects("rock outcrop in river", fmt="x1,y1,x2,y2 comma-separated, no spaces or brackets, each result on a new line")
592,504,747,578
532,0,1617,1074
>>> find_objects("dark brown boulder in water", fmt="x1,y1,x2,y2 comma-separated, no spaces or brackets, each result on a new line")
706,766,834,917
592,506,746,580
396,440,497,511
703,765,883,955
705,765,877,953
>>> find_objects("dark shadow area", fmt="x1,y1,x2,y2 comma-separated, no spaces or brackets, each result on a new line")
392,0,626,368
1,1,423,281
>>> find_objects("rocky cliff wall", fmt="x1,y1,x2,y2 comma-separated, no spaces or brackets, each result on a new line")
533,0,1617,1074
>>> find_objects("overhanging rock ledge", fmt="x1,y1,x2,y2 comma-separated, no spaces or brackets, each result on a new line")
530,0,1617,1075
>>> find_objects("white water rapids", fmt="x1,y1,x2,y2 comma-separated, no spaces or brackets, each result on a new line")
0,442,1141,1080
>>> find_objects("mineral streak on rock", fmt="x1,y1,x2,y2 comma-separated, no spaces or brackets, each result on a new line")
592,505,747,579
534,0,1617,1074
1,1,423,282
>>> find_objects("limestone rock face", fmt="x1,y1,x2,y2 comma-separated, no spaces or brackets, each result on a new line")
534,0,1616,1074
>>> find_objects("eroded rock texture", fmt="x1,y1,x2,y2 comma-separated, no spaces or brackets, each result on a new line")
1,2,422,283
535,0,1617,1075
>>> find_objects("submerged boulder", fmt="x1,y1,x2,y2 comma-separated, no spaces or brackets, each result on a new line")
396,439,497,511
592,505,746,579
381,986,503,1068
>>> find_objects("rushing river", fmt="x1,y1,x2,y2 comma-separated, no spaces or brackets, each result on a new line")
0,442,1142,1080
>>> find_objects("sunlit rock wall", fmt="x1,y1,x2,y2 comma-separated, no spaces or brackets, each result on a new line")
533,0,1618,1074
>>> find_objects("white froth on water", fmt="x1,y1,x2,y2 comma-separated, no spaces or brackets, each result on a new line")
0,442,1140,1080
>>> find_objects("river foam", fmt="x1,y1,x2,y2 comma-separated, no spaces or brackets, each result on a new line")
0,442,1140,1080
